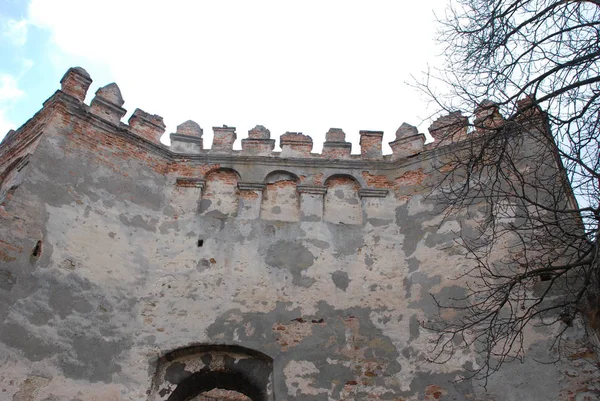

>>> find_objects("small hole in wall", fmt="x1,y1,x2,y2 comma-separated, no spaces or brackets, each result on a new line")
197,239,204,247
32,240,42,257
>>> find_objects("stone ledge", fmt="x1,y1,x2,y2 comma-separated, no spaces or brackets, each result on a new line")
238,182,266,191
170,134,203,144
323,141,352,149
297,185,328,195
358,188,389,198
90,96,127,116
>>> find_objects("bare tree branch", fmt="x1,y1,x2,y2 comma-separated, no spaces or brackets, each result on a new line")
414,0,600,384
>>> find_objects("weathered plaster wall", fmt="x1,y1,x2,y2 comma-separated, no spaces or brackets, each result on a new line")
0,68,598,401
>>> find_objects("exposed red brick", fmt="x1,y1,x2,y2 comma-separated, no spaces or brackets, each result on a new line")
326,176,360,190
424,385,446,400
428,112,468,143
239,190,259,200
362,171,394,189
60,67,92,103
322,147,351,159
58,112,170,177
212,127,236,152
0,239,23,253
266,179,296,191
206,169,240,184
394,169,426,187
360,131,383,159
439,162,458,173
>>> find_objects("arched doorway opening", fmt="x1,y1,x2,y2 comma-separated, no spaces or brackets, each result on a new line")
167,370,259,401
148,345,274,401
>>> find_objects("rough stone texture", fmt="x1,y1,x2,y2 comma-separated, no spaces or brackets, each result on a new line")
200,169,240,218
324,176,361,225
0,68,598,401
260,172,300,222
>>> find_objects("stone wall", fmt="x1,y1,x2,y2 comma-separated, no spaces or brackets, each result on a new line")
0,67,597,401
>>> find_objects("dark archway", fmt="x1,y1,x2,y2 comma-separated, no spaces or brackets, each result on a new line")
167,370,264,401
149,345,274,401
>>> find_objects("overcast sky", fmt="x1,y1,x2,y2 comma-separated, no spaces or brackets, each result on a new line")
0,0,448,153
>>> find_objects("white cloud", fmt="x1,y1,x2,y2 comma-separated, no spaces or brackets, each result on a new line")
0,109,16,142
28,0,446,151
0,73,25,141
0,74,24,102
20,58,34,76
2,19,28,46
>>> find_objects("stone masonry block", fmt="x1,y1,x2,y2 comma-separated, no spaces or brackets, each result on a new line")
90,83,127,125
359,130,383,159
128,108,166,143
60,67,92,103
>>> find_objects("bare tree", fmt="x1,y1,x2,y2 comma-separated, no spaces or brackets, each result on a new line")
416,0,600,383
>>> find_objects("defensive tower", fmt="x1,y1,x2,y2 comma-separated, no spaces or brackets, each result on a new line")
0,67,597,401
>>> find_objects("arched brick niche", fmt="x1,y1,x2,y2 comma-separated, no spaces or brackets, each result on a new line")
148,345,274,401
260,170,299,222
200,168,241,218
323,174,362,224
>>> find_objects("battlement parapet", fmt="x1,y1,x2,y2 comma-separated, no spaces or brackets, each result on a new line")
90,83,127,125
322,128,352,159
280,132,313,158
241,125,275,156
170,121,203,153
4,67,549,164
211,125,237,154
50,67,437,160
128,108,166,143
389,123,423,161
176,120,203,137
359,130,384,160
473,100,504,133
60,67,92,103
428,111,469,144
515,95,548,131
